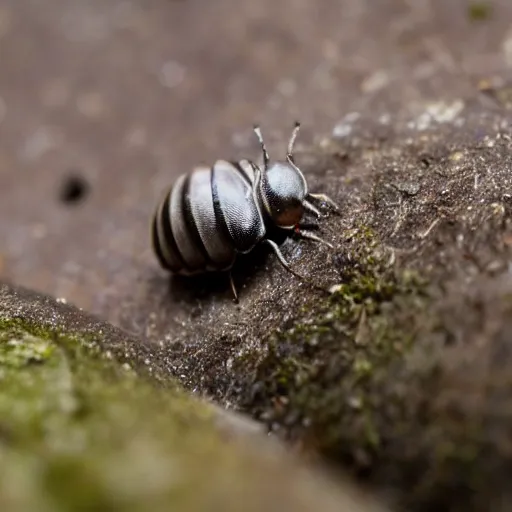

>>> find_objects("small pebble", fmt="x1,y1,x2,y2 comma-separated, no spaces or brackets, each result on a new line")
329,284,343,294
395,181,421,196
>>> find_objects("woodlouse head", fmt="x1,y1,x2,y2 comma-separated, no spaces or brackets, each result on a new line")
253,122,309,228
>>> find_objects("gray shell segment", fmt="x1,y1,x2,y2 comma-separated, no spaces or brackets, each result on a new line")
152,158,266,275
188,167,236,269
212,160,266,254
168,173,210,272
152,186,185,273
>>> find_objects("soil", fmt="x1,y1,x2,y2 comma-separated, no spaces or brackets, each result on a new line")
2,1,512,510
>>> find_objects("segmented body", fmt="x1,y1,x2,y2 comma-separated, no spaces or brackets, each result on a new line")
151,122,339,301
151,159,266,275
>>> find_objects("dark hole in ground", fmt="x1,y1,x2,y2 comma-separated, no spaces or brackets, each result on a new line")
59,173,89,205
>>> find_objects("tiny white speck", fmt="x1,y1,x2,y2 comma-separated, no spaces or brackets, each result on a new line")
379,113,391,125
21,126,63,162
409,100,465,131
361,70,390,94
332,112,360,138
333,124,352,138
159,60,186,88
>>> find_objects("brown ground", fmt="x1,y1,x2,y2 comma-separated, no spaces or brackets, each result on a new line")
2,1,512,511
0,0,510,323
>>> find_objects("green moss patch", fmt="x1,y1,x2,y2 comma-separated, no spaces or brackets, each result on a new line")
0,319,344,512
0,320,211,510
237,226,431,468
468,2,492,21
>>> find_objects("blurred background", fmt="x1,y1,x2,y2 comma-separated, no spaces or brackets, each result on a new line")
0,0,508,320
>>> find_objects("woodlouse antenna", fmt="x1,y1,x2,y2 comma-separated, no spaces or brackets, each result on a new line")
303,200,321,218
287,121,301,168
151,120,337,303
288,121,301,155
253,124,269,170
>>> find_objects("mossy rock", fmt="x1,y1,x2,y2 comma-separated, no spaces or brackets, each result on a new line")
155,98,512,511
0,283,386,512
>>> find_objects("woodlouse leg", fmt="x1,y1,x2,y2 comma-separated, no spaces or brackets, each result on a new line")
228,271,239,304
296,222,320,231
303,200,321,218
264,239,308,282
293,229,334,249
306,193,340,213
264,239,330,294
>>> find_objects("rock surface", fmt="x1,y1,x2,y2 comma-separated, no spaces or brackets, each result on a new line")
0,0,511,322
135,103,512,511
2,0,512,511
0,282,387,512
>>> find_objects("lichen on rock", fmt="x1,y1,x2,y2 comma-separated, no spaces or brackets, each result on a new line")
0,284,385,512
2,1,512,509
157,100,512,511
